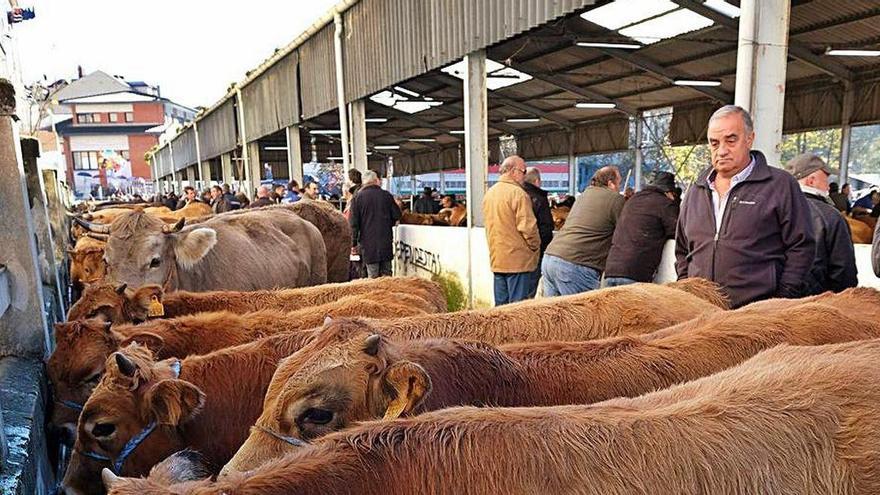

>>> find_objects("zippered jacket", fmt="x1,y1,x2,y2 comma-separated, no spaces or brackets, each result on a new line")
675,151,815,308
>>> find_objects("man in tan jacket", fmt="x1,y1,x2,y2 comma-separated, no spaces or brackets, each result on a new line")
482,155,541,305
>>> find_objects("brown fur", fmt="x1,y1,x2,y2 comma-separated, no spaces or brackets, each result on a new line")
49,290,435,432
846,214,873,244
60,330,317,495
550,205,569,230
111,339,880,494
224,299,880,471
68,277,448,324
69,236,108,288
104,208,327,291
371,280,725,344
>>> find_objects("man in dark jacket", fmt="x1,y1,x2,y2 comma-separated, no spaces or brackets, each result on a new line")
413,187,440,214
786,153,857,294
522,167,554,297
604,171,679,286
675,105,815,308
246,185,275,209
209,185,233,214
350,170,402,278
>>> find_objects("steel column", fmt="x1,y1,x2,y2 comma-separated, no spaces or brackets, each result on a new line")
350,99,368,172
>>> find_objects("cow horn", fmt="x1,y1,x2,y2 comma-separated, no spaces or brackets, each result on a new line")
101,468,119,489
63,209,79,217
363,334,382,356
162,218,186,234
83,212,94,221
114,353,137,377
72,216,111,234
115,283,128,295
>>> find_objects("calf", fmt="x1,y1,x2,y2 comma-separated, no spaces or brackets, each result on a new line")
105,339,880,495
49,290,434,439
223,300,880,472
67,277,447,324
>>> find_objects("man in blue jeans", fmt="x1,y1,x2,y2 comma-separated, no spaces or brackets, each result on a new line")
542,166,624,296
483,155,541,305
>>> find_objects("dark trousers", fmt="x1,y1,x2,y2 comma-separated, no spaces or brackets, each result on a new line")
493,272,532,306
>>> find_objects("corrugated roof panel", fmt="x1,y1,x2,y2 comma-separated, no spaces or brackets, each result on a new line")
299,24,338,121
197,99,237,160
171,127,198,171
240,50,300,141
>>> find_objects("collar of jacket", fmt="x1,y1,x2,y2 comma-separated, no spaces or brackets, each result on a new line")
693,150,771,190
803,190,834,205
498,177,523,187
522,182,548,196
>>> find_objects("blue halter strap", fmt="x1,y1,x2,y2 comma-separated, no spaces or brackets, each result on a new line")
58,399,84,412
77,359,182,475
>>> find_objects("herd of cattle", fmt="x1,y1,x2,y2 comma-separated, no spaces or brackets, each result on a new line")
55,199,880,494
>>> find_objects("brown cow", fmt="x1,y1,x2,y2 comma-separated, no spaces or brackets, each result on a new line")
846,214,874,244
49,290,436,441
223,300,880,472
104,339,880,495
69,235,108,288
67,277,448,324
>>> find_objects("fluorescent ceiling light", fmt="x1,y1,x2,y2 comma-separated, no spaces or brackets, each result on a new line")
263,146,288,151
327,156,344,160
580,0,676,31
704,0,740,18
674,79,722,87
364,118,388,123
394,86,421,98
309,129,341,135
577,42,641,50
619,8,714,45
408,138,437,142
441,59,532,91
374,145,400,150
575,102,616,109
506,118,541,123
449,130,466,135
826,49,880,57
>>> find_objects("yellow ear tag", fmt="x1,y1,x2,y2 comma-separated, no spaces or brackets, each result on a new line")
148,296,165,317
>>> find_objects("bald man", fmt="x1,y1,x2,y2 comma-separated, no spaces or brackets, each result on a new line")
246,185,275,209
482,155,541,305
542,165,624,296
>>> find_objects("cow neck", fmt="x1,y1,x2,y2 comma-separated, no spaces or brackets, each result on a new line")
162,259,179,292
75,360,182,475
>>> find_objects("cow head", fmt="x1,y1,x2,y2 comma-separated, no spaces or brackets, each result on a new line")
69,236,109,288
48,320,168,445
221,318,432,474
102,211,217,289
101,450,213,495
68,282,165,325
62,345,205,495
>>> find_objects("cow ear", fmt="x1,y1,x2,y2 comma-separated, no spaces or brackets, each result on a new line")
380,361,432,420
145,379,205,426
363,334,382,356
173,228,217,269
119,332,165,354
131,285,163,310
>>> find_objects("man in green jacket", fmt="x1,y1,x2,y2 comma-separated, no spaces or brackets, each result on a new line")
542,166,624,296
482,155,541,305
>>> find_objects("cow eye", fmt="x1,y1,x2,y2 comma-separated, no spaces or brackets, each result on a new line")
80,372,102,385
301,408,333,425
91,422,116,438
149,257,161,268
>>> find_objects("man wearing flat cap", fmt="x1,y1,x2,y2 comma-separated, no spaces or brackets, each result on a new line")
675,105,815,308
604,171,680,286
787,153,857,294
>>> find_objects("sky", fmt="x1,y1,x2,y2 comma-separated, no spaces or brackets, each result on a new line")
14,0,339,109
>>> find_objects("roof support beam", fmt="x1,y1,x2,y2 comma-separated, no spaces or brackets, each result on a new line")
670,0,853,81
593,46,733,103
503,59,638,115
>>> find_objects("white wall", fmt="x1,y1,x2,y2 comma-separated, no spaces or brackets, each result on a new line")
68,134,129,152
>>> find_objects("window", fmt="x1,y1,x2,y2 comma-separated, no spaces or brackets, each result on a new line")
73,151,100,170
76,114,93,124
109,113,119,123
92,113,102,123
124,112,134,122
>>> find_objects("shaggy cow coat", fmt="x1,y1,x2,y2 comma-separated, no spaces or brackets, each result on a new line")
67,277,447,324
224,300,880,472
110,339,880,495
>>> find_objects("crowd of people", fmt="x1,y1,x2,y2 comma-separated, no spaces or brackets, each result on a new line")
484,104,862,308
152,178,324,215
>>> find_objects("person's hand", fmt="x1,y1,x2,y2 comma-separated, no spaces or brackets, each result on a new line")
351,246,359,256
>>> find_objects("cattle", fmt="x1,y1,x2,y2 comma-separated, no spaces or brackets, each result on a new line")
223,299,880,472
550,204,569,230
60,335,314,495
67,277,447,324
437,204,466,226
49,289,437,440
371,279,726,345
846,214,874,244
104,339,880,495
69,235,108,289
96,208,327,291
